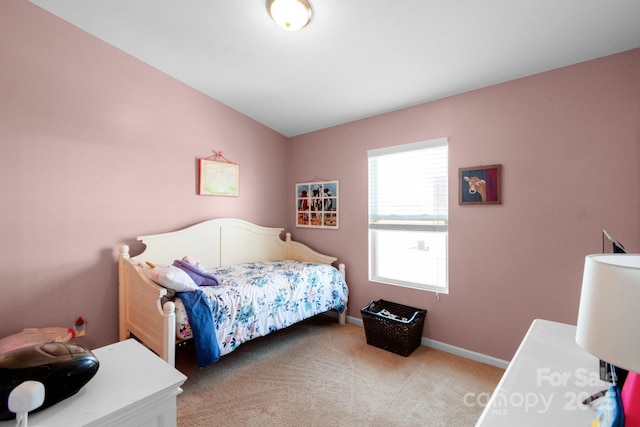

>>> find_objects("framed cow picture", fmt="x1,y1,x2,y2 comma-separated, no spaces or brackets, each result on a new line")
459,164,502,205
296,180,339,228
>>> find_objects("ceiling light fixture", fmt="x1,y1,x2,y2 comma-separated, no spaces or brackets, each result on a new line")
267,0,313,32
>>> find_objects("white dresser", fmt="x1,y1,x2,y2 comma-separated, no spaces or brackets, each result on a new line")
476,319,609,426
0,339,187,427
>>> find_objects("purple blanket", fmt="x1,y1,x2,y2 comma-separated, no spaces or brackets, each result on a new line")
173,260,220,286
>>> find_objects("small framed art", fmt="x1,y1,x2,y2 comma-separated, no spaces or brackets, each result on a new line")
296,181,339,228
198,158,239,196
459,164,502,205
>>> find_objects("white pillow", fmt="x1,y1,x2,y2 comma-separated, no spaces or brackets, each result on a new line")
144,265,198,292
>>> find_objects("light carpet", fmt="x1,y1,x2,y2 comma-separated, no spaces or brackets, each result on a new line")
175,315,503,427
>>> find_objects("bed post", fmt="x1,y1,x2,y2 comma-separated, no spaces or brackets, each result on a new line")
338,263,346,325
284,232,293,259
118,245,131,342
162,301,176,367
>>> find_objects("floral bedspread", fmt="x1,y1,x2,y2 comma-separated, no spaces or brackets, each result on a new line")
174,260,348,356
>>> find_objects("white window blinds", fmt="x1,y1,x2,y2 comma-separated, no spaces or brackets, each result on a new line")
368,138,448,227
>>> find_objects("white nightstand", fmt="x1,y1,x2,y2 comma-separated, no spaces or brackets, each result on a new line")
0,339,187,427
476,319,608,426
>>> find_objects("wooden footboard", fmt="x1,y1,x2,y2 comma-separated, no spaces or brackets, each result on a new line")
118,245,176,366
118,218,347,367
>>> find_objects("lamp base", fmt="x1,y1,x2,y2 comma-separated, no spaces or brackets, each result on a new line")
622,371,640,426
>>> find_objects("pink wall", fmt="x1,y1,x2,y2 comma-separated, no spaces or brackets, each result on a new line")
287,48,640,360
0,2,288,349
2,1,639,362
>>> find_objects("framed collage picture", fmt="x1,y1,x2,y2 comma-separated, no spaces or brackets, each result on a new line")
296,181,339,229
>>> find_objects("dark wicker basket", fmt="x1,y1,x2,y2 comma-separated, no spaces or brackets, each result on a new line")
360,299,426,357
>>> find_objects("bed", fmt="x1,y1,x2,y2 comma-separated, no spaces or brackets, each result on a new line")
118,218,348,367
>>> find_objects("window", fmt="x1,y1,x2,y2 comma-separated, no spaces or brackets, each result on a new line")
368,138,448,293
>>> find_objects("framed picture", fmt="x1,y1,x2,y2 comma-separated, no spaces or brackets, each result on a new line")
198,158,239,196
459,164,502,205
296,181,339,229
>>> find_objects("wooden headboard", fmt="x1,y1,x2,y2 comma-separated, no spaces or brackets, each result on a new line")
129,217,337,268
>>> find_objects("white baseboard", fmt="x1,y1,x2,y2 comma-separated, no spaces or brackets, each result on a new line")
344,314,509,370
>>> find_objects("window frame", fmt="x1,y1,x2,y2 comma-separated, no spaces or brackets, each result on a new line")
368,137,449,294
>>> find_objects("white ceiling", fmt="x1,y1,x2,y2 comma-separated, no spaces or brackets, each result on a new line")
29,0,640,137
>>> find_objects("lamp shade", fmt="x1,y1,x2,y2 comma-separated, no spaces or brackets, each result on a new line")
267,0,312,31
576,254,640,374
